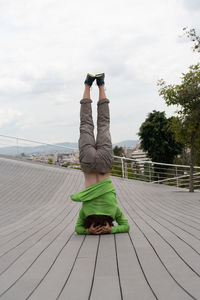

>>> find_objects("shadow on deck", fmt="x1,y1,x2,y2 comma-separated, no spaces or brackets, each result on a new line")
0,157,200,300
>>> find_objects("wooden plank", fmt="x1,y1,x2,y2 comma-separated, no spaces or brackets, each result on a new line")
115,233,155,300
0,208,78,297
89,234,122,300
0,157,200,300
113,178,199,299
58,235,99,300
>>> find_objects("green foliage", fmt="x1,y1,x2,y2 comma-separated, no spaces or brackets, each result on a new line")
72,165,82,170
110,164,123,177
158,63,200,191
113,146,124,157
158,64,200,149
62,162,71,167
47,158,53,165
158,64,200,115
183,27,200,53
173,148,190,166
169,115,200,150
138,110,184,163
127,167,133,179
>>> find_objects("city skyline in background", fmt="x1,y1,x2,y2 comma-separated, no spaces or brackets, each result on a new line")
0,0,200,144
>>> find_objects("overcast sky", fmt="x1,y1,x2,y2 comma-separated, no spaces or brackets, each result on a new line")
0,0,200,146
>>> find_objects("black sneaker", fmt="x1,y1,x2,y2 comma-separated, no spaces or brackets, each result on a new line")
95,73,105,86
84,73,96,87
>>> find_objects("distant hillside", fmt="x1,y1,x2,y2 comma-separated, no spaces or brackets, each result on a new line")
113,140,138,148
55,142,78,149
0,139,138,155
0,142,78,155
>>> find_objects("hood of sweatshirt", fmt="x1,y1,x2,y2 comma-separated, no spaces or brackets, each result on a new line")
70,177,115,202
70,178,118,218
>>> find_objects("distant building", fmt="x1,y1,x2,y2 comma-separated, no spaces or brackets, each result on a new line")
123,142,149,162
128,142,149,162
135,142,141,151
122,142,150,178
123,147,135,158
131,149,149,162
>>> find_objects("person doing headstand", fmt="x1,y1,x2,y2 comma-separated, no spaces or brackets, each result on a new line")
70,73,130,235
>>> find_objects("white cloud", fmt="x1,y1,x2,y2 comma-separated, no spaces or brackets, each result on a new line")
0,0,199,143
0,108,22,127
0,76,31,94
180,0,200,11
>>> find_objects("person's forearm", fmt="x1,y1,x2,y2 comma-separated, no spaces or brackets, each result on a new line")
75,225,90,235
111,223,130,234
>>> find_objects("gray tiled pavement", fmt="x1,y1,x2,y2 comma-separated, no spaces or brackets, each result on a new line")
0,157,200,300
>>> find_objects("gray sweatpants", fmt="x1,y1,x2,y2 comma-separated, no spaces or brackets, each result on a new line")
78,98,114,173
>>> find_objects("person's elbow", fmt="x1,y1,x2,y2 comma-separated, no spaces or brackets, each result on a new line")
122,223,130,233
121,220,130,232
126,223,130,232
75,225,89,235
75,226,82,234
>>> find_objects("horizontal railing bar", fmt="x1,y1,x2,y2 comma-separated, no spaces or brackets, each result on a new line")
1,135,200,189
152,172,200,183
113,156,200,169
0,134,78,150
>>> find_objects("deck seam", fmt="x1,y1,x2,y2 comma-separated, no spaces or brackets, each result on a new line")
114,234,123,300
0,212,78,297
116,181,198,299
88,235,100,300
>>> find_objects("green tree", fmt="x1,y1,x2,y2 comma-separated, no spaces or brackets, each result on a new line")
62,162,71,167
138,110,183,164
113,146,124,157
169,116,200,165
158,63,200,192
183,27,200,53
48,158,53,165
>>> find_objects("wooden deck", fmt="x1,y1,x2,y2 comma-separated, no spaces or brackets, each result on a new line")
0,157,200,300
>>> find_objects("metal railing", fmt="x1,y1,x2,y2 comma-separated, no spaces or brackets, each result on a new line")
0,134,78,166
111,156,200,190
0,134,200,191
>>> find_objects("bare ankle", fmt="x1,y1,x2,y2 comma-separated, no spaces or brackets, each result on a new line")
83,84,91,99
98,85,106,99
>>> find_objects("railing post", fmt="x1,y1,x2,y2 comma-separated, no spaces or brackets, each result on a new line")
16,137,19,156
121,157,125,178
175,166,178,187
149,163,151,182
124,162,128,178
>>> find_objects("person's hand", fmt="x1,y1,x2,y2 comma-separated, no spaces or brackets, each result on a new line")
88,224,103,235
100,222,112,234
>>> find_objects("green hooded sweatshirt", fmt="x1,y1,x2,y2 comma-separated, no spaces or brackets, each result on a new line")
70,177,130,234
